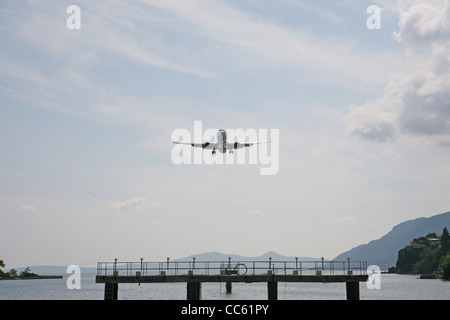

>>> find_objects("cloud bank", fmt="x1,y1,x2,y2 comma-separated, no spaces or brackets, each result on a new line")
345,0,450,145
107,197,161,211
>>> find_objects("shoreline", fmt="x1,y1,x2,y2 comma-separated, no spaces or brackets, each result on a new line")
0,275,63,280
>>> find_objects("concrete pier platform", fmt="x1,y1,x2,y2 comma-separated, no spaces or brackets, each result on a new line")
96,258,368,300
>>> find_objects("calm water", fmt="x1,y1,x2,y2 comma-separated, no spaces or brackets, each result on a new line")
1,274,449,300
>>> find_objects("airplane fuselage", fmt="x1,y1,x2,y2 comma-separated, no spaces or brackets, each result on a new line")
216,129,227,153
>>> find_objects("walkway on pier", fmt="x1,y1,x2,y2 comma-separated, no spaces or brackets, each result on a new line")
96,258,368,300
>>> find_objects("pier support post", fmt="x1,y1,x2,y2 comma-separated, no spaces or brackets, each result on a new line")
187,282,202,300
104,282,118,300
226,281,232,294
346,282,360,300
267,281,278,300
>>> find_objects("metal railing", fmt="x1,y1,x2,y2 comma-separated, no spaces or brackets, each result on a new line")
97,258,367,277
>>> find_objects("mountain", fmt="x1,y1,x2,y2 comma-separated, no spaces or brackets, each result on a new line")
333,211,450,270
173,251,319,262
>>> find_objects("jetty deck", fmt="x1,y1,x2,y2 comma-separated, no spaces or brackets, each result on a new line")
95,258,368,300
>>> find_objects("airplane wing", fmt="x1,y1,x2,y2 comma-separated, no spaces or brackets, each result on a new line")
172,141,217,149
227,141,271,149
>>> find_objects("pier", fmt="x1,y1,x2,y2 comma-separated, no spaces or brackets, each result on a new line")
96,258,368,300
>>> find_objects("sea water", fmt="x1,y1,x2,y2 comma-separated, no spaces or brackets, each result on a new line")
1,274,449,300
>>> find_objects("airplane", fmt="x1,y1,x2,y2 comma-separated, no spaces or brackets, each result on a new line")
172,129,271,155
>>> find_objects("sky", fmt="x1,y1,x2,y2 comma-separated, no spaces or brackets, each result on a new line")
1,0,450,268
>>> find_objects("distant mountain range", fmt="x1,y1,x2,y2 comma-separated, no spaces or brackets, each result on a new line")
333,211,450,270
173,251,319,262
9,211,450,274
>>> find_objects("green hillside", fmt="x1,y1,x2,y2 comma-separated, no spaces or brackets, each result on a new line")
393,227,450,278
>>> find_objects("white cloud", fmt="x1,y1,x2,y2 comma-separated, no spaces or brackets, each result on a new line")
394,0,450,44
103,30,214,79
372,0,399,12
345,0,450,145
107,197,161,211
335,216,356,222
247,210,267,218
18,205,36,212
345,99,398,142
280,0,344,23
143,0,403,86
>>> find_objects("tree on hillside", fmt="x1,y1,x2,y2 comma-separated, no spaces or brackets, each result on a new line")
441,227,450,255
0,259,4,277
440,254,450,280
396,227,450,275
20,267,38,278
396,246,422,274
413,246,441,274
0,260,40,279
9,269,18,278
